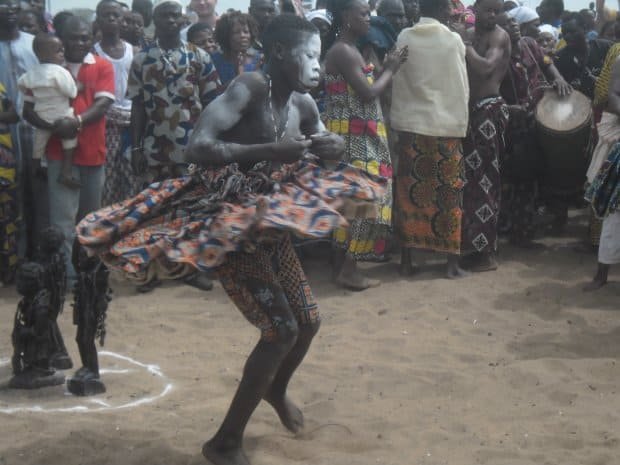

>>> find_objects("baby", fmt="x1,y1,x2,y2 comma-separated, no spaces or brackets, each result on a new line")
18,33,81,188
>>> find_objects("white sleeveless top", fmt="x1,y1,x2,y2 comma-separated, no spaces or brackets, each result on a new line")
94,41,133,112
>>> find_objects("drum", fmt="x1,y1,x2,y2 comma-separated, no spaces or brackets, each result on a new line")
535,89,592,196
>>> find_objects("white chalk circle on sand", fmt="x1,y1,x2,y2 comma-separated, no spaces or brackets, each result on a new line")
0,351,173,413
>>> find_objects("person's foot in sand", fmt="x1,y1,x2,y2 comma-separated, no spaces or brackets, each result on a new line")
265,394,304,433
184,272,214,291
202,439,250,465
399,248,418,276
336,254,380,291
583,263,609,292
446,255,469,279
461,252,498,272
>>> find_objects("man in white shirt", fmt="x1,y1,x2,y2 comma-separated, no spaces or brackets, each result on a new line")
391,0,470,278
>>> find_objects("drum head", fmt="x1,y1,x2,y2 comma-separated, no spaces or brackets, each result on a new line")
535,89,592,132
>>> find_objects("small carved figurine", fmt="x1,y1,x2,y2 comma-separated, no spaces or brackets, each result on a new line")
9,262,65,389
67,244,111,396
37,226,72,370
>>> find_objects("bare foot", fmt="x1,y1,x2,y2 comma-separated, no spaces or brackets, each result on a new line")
202,440,250,465
464,255,498,273
446,264,470,279
583,278,607,292
336,269,380,291
399,260,418,276
58,173,82,189
184,272,214,291
266,395,304,433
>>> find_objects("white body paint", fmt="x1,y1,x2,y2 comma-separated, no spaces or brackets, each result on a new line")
0,351,173,413
291,34,322,89
284,102,301,138
207,82,252,130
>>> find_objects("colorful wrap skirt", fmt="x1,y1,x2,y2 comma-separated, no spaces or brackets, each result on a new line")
585,141,620,219
461,96,509,254
395,133,464,255
76,157,387,281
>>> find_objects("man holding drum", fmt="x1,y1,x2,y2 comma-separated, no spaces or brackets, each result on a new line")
496,12,570,248
551,12,611,232
455,0,510,271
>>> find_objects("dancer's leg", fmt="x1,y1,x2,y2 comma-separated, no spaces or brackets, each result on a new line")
204,280,298,465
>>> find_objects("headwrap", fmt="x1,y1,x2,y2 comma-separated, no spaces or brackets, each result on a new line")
153,0,184,12
507,6,539,25
538,23,559,40
305,9,332,26
451,0,465,15
450,0,475,27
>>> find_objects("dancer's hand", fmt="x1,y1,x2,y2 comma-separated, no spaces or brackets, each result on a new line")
273,137,312,163
310,132,344,160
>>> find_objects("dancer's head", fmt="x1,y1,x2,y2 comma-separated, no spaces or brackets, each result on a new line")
263,14,321,93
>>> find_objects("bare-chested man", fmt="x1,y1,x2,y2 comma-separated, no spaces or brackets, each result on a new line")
77,14,387,465
185,14,344,465
457,0,511,271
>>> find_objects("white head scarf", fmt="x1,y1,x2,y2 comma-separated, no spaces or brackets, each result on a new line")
305,9,332,26
507,6,539,25
538,23,560,40
153,0,184,12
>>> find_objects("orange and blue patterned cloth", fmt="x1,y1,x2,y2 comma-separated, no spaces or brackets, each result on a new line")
76,157,387,281
585,142,620,219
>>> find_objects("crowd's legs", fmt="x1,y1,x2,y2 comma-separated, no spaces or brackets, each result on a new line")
16,122,48,261
47,160,103,283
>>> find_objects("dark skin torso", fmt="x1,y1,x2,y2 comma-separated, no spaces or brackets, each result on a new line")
464,25,511,101
185,71,342,170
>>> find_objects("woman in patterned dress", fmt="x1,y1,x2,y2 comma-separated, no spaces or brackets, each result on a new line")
0,82,19,284
323,0,407,290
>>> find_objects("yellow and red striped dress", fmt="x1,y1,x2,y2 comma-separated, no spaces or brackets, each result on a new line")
323,64,393,260
0,82,18,282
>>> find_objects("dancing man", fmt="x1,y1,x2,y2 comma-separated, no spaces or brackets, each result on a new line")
77,14,386,465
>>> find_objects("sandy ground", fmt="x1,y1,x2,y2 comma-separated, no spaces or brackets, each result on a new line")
0,212,619,465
